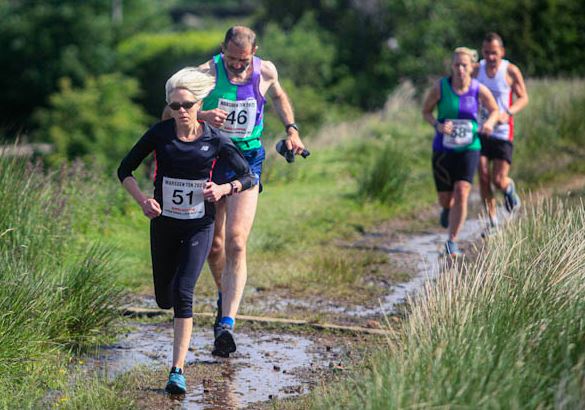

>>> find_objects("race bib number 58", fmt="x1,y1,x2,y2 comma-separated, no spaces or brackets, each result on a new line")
443,119,474,148
217,98,257,138
162,177,205,220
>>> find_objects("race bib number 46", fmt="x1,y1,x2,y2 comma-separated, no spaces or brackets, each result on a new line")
443,119,474,148
217,98,257,138
162,177,205,220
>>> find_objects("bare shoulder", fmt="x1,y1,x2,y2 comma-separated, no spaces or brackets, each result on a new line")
507,62,525,80
260,59,278,82
198,59,216,77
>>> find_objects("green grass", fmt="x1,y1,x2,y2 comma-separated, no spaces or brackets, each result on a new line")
312,197,585,409
108,79,585,305
0,158,127,408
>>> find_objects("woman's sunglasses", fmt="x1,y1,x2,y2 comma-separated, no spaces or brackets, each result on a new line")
168,101,198,111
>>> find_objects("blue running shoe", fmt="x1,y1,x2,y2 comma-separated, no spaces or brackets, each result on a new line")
165,368,186,395
212,324,236,357
504,179,521,213
440,208,450,228
445,240,463,257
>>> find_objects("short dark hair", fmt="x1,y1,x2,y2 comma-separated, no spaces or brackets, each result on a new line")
483,32,504,47
224,26,257,49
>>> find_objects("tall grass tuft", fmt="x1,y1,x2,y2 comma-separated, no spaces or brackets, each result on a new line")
0,156,124,406
315,197,585,408
356,139,411,204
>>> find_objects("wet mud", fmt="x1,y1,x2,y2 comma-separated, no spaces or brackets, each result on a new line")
90,192,519,408
87,322,360,409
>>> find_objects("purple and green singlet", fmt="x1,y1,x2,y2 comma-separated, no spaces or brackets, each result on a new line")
202,54,266,152
432,77,481,153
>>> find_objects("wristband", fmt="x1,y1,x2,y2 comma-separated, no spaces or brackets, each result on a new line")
505,107,513,116
285,123,299,132
229,181,238,195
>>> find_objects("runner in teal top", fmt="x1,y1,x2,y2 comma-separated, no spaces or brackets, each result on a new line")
194,26,307,357
422,47,498,257
202,53,265,152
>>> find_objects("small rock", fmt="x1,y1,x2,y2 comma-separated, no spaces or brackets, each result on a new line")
273,365,281,371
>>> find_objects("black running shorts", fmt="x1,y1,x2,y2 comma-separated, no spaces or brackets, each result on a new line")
480,135,514,164
432,150,480,192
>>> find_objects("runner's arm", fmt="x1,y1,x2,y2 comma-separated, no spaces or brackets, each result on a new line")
117,130,161,218
508,64,529,115
478,84,499,135
422,82,447,132
264,61,305,154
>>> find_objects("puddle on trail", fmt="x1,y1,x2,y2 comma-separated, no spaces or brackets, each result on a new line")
248,196,515,319
90,323,336,409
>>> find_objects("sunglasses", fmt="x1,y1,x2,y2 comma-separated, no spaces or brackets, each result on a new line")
168,101,198,111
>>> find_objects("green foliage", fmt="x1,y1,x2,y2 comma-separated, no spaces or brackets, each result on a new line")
0,0,170,133
34,74,151,171
314,198,585,409
0,157,124,405
513,79,585,183
355,139,411,204
117,30,223,117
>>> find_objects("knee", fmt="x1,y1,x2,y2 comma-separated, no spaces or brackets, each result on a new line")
209,236,225,259
453,184,470,201
226,231,248,256
155,294,172,310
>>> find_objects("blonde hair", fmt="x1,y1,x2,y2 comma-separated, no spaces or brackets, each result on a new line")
453,47,478,63
165,67,215,103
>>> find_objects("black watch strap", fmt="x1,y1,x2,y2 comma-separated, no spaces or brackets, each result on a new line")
285,123,299,132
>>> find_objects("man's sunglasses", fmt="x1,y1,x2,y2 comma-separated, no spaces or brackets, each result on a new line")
168,101,198,111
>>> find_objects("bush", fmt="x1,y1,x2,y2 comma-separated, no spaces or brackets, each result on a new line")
356,139,410,204
117,30,222,117
33,74,151,171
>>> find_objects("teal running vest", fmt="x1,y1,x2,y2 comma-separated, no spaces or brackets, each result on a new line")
433,77,481,153
202,54,265,151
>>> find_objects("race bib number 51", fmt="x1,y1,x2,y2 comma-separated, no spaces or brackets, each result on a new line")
162,177,205,220
217,98,257,138
443,119,474,148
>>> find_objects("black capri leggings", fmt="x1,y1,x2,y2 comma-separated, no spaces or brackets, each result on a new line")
150,216,214,318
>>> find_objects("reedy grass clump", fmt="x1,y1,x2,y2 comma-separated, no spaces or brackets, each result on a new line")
0,157,124,406
315,197,585,409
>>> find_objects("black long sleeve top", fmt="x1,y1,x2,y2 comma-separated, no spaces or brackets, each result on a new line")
117,119,257,221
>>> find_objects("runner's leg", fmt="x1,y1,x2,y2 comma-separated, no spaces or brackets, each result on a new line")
221,184,260,319
492,159,511,192
449,180,472,241
208,199,227,289
479,156,497,222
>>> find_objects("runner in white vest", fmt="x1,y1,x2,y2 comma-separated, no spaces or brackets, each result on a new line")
474,33,529,228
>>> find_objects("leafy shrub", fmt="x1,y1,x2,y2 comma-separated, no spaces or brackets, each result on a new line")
34,74,151,171
117,30,222,117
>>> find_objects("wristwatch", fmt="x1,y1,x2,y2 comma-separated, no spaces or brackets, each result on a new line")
285,123,299,132
505,107,513,116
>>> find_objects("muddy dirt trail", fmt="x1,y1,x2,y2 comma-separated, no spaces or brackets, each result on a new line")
90,182,584,409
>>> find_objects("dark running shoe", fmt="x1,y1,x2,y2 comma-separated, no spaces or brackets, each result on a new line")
212,324,236,357
165,368,186,395
213,297,222,339
504,179,521,213
440,207,450,228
